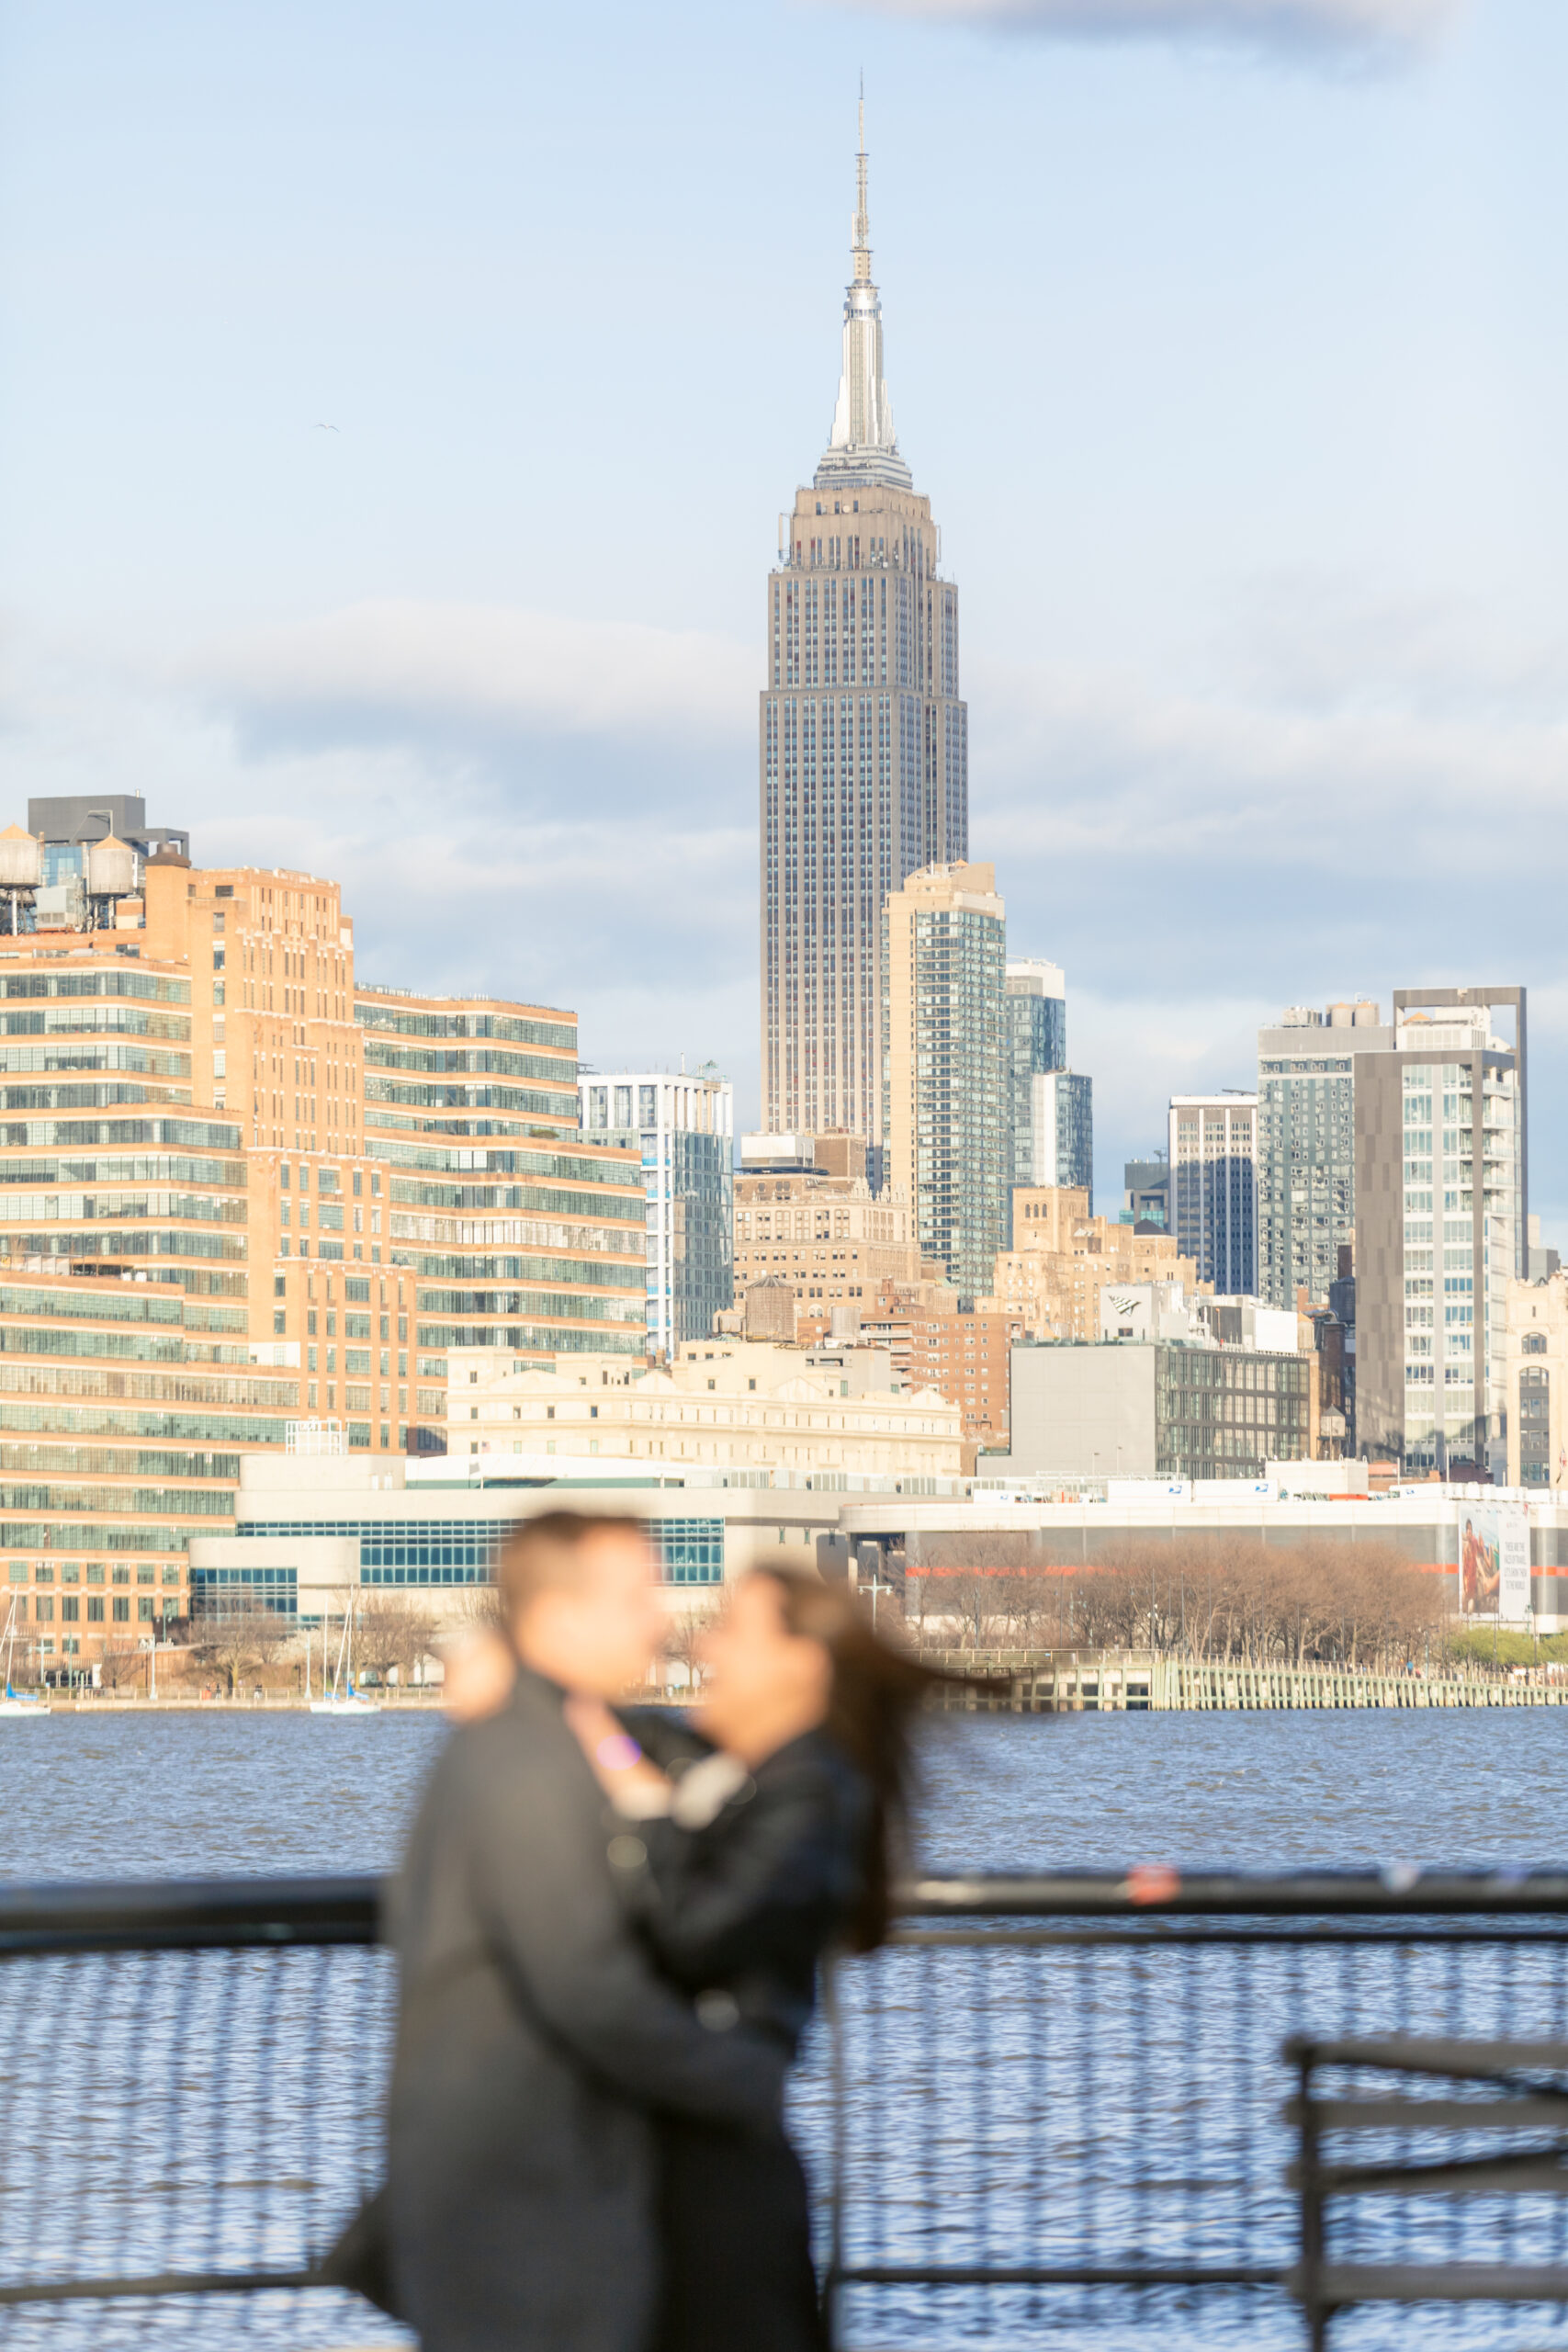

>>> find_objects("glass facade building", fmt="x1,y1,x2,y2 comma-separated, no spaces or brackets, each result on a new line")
229,1511,727,1590
1156,1344,1311,1481
882,865,1007,1304
1169,1094,1258,1296
1004,960,1066,1185
1256,1002,1391,1308
580,1071,734,1357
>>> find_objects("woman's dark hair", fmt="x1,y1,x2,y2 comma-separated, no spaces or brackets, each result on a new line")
751,1568,942,1954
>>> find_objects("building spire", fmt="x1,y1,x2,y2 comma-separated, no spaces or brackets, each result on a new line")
817,87,912,493
853,78,871,287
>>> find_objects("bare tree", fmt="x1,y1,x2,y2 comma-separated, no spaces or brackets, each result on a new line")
356,1600,440,1687
663,1609,711,1693
190,1606,290,1698
897,1533,1448,1676
96,1639,146,1693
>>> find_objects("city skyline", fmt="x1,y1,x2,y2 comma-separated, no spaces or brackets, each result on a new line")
4,0,1568,1238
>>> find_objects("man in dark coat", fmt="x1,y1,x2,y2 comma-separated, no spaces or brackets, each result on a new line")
386,1511,786,2352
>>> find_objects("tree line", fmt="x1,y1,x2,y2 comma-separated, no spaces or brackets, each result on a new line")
901,1536,1450,1675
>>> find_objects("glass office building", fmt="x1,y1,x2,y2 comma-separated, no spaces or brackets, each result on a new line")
1256,1002,1391,1308
1169,1094,1258,1295
882,865,1008,1303
580,1070,734,1357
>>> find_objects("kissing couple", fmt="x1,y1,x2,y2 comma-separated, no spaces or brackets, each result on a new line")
333,1509,935,2352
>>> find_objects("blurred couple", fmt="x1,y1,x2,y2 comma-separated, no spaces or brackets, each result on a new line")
367,1510,933,2351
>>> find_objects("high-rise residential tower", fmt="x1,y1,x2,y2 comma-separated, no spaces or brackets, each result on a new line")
1169,1092,1258,1295
580,1069,735,1356
1355,988,1527,1480
1256,1000,1392,1307
881,862,1006,1302
761,106,966,1139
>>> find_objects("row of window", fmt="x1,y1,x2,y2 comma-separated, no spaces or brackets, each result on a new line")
10,1593,168,1622
229,1516,727,1584
6,1560,179,1583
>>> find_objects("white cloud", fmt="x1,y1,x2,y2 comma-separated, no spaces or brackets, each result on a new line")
843,0,1458,59
6,578,1568,1224
188,598,755,759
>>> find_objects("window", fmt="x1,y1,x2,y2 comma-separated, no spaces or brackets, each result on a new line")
86,1597,104,1623
112,1596,130,1623
139,1598,154,1623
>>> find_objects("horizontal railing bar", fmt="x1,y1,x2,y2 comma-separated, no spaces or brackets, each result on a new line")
0,2267,316,2307
0,1875,382,1955
1288,2033,1568,2076
1299,2154,1568,2197
831,2262,1285,2288
3,1870,1568,1955
903,1870,1568,1917
1292,2096,1568,2130
892,1926,1568,1951
1299,2262,1568,2304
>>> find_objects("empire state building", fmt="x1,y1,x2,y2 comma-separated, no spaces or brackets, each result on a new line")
759,107,967,1139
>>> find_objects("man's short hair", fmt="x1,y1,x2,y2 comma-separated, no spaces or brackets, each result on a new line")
495,1510,650,1623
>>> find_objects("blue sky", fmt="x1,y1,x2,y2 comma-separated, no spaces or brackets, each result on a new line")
2,0,1565,1230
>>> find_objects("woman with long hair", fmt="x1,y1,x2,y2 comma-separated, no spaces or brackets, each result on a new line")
561,1564,939,2352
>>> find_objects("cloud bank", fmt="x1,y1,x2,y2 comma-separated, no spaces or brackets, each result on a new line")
6,578,1568,1229
845,0,1459,61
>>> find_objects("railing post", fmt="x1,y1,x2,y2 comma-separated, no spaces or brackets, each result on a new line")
821,1951,845,2352
1294,2041,1327,2352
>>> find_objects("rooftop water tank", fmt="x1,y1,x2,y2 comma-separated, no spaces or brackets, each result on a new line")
0,825,43,891
86,834,137,899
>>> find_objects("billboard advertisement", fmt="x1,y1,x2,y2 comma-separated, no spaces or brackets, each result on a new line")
1459,1504,1531,1622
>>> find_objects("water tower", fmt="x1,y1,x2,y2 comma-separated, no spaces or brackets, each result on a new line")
85,833,139,930
0,825,42,934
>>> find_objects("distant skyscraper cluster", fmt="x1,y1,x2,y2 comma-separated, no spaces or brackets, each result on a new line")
1141,989,1528,1482
738,104,1548,1492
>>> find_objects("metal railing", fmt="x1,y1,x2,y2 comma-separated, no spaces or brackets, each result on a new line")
6,1871,1568,2347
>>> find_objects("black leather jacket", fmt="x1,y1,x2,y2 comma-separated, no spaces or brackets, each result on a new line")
616,1713,870,2055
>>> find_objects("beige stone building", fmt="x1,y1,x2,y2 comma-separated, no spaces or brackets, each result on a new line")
983,1186,1203,1342
733,1137,924,1321
1506,1272,1568,1490
447,1338,964,1486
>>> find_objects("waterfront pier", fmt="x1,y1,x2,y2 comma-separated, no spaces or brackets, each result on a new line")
931,1653,1568,1713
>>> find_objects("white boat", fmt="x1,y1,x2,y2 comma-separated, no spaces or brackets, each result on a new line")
0,1600,49,1718
309,1599,378,1716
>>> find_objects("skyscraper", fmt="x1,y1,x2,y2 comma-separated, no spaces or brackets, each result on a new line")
1256,1000,1392,1307
580,1069,734,1356
881,862,1006,1301
1354,988,1527,1479
1169,1092,1258,1295
760,104,966,1139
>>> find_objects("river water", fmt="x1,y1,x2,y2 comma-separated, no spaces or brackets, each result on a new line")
6,1700,1566,1879
4,1708,1567,2351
